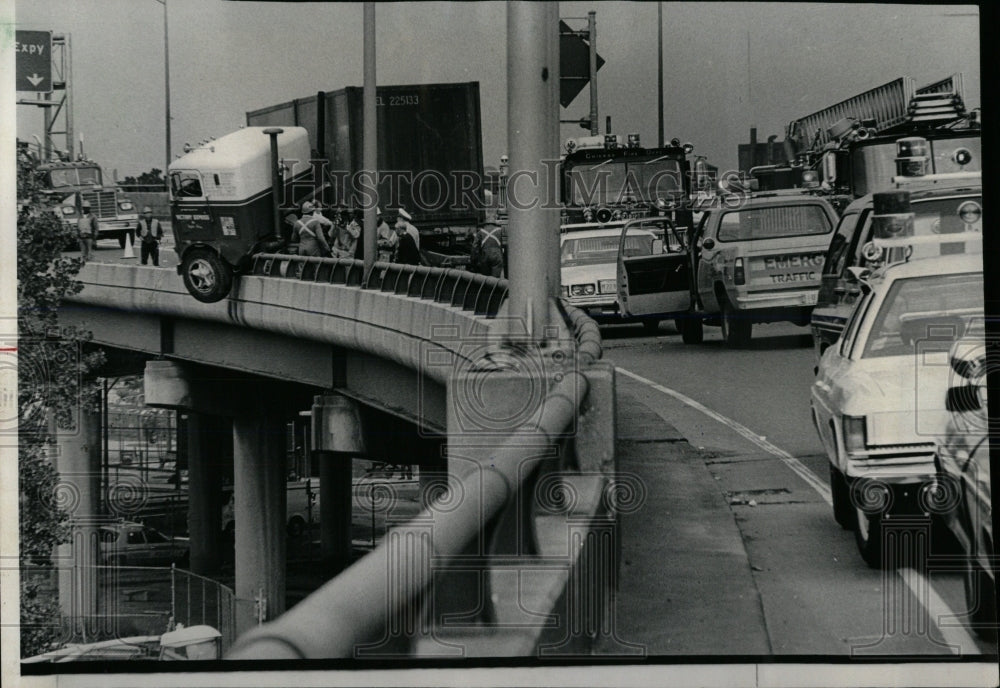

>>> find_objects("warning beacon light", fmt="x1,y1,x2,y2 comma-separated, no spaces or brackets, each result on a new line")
894,136,930,177
871,190,914,240
627,133,641,148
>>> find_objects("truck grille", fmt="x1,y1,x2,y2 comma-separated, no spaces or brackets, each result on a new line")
80,190,118,219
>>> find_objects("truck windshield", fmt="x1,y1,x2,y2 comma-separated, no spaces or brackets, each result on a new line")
862,271,983,359
48,166,103,188
567,158,682,205
717,204,832,242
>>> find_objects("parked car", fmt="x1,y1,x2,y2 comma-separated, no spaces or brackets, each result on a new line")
810,252,984,567
100,522,189,566
934,332,995,641
811,173,981,362
221,478,320,538
561,218,685,332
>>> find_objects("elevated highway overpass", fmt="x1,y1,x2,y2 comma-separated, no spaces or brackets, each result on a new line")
56,254,616,658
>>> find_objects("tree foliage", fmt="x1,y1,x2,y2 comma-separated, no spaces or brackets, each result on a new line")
17,151,105,657
119,168,166,192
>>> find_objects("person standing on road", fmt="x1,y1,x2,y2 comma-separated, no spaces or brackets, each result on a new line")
300,201,335,256
394,211,421,265
77,200,97,262
375,207,397,262
469,218,505,277
136,206,165,266
334,209,362,259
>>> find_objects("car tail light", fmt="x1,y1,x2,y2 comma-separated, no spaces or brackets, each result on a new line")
733,257,745,285
842,415,867,453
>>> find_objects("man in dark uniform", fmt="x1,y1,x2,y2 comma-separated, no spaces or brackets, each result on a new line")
394,212,421,265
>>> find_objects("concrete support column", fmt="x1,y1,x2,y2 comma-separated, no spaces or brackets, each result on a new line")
53,406,102,642
313,394,365,576
185,413,224,574
233,413,287,635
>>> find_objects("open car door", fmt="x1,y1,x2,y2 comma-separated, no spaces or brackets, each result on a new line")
616,217,693,320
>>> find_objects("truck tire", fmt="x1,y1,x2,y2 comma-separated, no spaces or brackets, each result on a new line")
641,319,660,334
675,315,704,344
721,301,752,348
181,248,233,303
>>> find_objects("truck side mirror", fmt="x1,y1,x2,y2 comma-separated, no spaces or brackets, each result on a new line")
945,384,982,413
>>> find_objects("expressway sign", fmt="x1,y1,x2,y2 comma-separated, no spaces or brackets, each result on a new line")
16,30,53,94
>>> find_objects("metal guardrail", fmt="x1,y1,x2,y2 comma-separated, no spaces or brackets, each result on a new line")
227,302,610,659
250,254,509,318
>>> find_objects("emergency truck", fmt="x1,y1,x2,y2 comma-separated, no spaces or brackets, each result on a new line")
36,158,140,246
750,74,979,203
560,133,712,227
168,127,313,302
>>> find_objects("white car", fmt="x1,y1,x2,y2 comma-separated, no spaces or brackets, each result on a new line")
810,252,984,567
560,223,674,331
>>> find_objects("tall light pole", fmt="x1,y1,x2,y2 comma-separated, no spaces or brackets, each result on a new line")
657,3,664,148
154,0,171,178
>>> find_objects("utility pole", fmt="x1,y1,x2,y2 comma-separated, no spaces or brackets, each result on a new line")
658,3,664,147
588,11,598,136
362,2,377,278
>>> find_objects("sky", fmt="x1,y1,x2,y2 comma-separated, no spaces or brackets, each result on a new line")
8,1,982,179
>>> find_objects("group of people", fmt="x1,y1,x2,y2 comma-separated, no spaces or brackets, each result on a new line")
283,203,422,265
77,203,164,265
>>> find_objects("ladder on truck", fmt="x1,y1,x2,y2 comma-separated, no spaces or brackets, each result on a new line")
786,74,968,155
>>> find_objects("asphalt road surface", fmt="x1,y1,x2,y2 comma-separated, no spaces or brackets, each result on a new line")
601,319,996,657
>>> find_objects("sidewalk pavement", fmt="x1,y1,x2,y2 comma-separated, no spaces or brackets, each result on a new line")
600,384,771,655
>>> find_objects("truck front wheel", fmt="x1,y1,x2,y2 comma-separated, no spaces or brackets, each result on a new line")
181,249,233,303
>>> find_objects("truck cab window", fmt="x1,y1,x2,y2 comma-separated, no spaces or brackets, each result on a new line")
171,172,204,198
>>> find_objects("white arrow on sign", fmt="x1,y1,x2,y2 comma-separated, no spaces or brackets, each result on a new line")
27,74,45,87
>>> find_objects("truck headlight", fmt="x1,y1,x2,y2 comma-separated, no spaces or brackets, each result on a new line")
61,206,76,216
119,201,134,211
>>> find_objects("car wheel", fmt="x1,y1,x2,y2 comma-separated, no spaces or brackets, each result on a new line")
287,516,306,539
675,315,704,344
851,478,893,568
829,466,854,530
641,319,660,334
964,559,998,642
181,248,233,303
854,505,885,568
721,301,752,348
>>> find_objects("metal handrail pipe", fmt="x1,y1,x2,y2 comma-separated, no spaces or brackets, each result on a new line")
227,369,588,659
